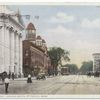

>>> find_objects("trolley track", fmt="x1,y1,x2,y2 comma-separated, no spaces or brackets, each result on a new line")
50,75,79,94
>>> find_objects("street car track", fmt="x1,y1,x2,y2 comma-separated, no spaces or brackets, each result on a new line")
36,75,75,93
50,75,79,94
29,75,77,94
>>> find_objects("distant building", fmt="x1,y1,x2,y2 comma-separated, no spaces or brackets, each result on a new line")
23,22,51,76
0,5,24,77
93,53,100,72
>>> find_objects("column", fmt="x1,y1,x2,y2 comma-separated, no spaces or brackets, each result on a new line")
18,35,20,76
4,26,10,73
10,28,15,73
16,33,19,77
9,28,12,73
13,30,15,73
1,23,5,72
0,23,3,73
19,34,23,76
14,32,17,75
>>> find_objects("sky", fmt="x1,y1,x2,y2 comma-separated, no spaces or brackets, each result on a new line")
10,5,100,68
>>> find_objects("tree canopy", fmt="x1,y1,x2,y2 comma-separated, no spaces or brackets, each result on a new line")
79,61,93,74
48,47,70,71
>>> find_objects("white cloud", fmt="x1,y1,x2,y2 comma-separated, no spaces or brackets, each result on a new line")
41,25,74,47
46,12,75,23
41,25,99,50
41,25,78,52
81,18,100,29
45,25,73,34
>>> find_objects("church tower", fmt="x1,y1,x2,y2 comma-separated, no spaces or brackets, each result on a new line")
26,22,36,42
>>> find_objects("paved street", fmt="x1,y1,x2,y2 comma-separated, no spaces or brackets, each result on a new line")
1,75,100,94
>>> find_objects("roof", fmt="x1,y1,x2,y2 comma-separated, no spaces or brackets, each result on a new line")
15,9,24,27
37,35,42,40
29,41,45,52
42,39,46,43
93,53,100,55
26,22,36,30
0,6,24,29
0,5,13,14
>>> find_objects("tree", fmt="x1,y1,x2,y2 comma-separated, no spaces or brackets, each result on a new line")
79,61,93,75
63,64,79,74
48,47,70,75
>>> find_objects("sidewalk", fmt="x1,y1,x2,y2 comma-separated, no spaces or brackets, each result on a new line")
11,77,36,81
0,75,58,83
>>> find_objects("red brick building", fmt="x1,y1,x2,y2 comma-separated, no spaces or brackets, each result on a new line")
23,23,51,76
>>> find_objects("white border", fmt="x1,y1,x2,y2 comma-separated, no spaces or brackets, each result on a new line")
1,2,100,5
0,0,100,6
0,1,100,99
1,94,100,99
1,0,100,3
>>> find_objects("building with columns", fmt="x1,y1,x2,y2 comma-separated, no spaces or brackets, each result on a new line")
93,53,100,72
0,5,24,77
23,22,51,76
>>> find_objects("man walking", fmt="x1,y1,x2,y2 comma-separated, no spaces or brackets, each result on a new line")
12,73,14,80
4,76,10,94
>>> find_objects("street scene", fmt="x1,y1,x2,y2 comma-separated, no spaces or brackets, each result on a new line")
0,4,100,96
1,75,100,94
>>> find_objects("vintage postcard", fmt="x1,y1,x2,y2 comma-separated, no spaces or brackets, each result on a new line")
0,1,100,99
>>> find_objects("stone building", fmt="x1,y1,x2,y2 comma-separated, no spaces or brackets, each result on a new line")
23,22,51,76
93,53,100,72
0,5,24,77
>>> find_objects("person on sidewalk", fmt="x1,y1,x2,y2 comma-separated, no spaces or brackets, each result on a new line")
4,76,10,94
27,74,32,83
12,73,14,80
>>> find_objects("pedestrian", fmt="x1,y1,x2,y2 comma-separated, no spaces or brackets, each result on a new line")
8,73,11,79
4,76,10,94
27,74,32,83
12,73,14,80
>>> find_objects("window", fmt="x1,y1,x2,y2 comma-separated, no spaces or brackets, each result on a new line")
25,59,29,65
25,50,29,56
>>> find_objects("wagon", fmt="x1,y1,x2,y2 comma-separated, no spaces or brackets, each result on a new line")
36,73,46,80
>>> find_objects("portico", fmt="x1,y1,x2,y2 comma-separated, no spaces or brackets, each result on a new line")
0,5,24,77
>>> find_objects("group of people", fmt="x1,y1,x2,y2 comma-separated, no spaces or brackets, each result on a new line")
1,72,14,94
0,72,33,94
8,73,15,80
3,74,32,94
86,71,100,77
